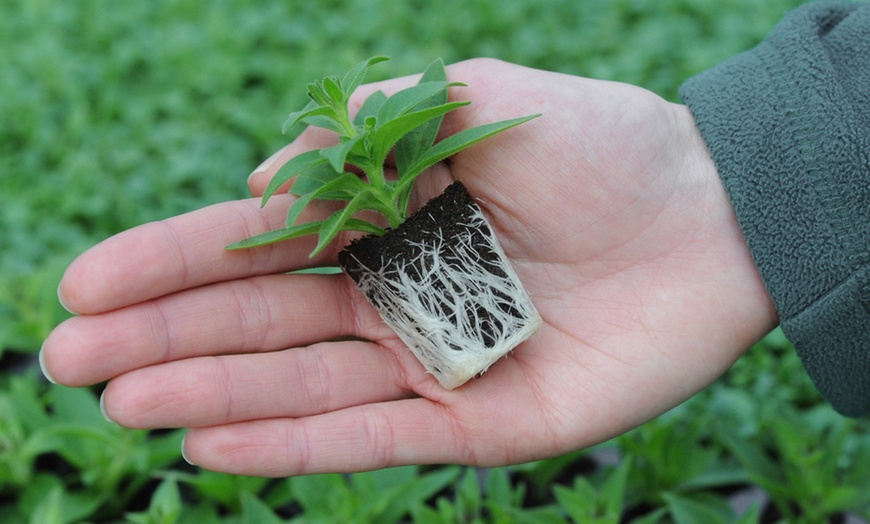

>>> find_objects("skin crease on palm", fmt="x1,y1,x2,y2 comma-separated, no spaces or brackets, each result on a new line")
41,58,778,477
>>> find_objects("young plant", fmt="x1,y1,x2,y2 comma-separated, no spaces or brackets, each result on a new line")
228,57,542,389
227,56,537,256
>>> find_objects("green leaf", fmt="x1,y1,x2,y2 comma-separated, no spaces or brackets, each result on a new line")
281,102,335,135
405,114,540,182
299,114,348,135
240,492,284,524
289,161,345,198
226,218,382,250
371,100,469,166
386,467,460,520
286,172,366,227
311,190,392,256
48,384,107,428
376,81,458,123
663,492,734,524
262,149,329,205
28,486,63,524
353,90,387,126
149,477,182,524
484,468,514,507
225,221,324,249
395,58,448,175
553,483,595,522
320,132,367,173
289,266,343,275
715,426,782,486
342,56,390,102
631,508,669,524
394,114,540,217
601,458,631,517
321,76,344,105
398,114,541,195
456,468,482,521
125,477,182,524
306,80,331,106
290,474,349,515
20,474,103,524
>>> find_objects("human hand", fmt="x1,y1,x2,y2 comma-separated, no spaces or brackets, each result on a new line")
42,59,776,476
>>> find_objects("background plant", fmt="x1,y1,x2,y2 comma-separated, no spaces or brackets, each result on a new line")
4,0,869,522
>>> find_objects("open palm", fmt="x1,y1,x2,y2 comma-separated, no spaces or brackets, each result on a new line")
43,59,775,476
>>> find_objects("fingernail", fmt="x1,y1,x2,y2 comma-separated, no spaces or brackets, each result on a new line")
57,282,74,314
99,389,115,424
38,342,57,385
181,434,196,466
248,148,284,184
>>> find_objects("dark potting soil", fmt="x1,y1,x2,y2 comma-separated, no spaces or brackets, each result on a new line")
338,181,524,349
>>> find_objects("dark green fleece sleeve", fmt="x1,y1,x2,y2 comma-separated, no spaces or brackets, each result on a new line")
679,1,870,417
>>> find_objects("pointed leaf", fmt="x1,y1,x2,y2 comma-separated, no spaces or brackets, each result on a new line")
282,101,332,134
392,114,539,218
226,221,324,250
602,458,632,517
284,193,317,228
313,211,346,258
344,218,385,235
553,483,595,522
240,492,285,524
342,56,390,101
371,101,469,165
321,76,344,105
261,149,329,205
286,172,366,227
306,81,331,106
320,132,367,173
311,191,391,257
301,114,347,135
396,58,448,175
228,219,380,250
313,216,384,255
401,114,540,186
289,161,343,197
663,493,734,524
376,81,457,123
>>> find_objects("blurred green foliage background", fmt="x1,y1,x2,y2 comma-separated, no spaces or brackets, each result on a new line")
4,0,869,522
0,0,810,353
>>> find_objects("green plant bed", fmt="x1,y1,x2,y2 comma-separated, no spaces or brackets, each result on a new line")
7,0,866,522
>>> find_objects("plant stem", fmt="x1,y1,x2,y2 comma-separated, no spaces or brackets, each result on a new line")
378,186,403,230
367,163,385,190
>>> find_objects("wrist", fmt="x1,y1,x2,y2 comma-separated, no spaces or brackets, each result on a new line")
673,103,779,349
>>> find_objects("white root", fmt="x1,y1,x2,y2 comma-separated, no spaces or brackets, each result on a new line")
347,204,542,389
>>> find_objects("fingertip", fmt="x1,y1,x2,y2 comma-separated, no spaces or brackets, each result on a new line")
248,145,290,197
39,326,76,387
57,279,77,315
38,341,57,385
246,170,269,198
99,388,117,425
56,250,96,315
181,433,197,466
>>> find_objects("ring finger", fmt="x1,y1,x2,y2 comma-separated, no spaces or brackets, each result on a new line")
100,338,424,429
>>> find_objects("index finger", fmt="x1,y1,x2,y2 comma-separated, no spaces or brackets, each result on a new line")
59,195,339,315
